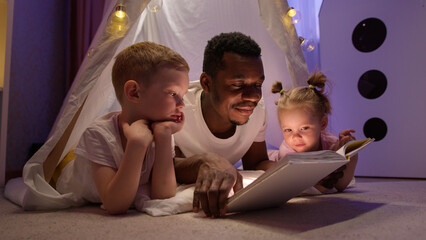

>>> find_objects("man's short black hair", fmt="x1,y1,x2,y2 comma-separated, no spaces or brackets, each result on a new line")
202,32,262,78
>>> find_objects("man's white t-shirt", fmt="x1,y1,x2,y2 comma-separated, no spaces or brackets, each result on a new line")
174,81,267,165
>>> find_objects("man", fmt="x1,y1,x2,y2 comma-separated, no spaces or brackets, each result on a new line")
174,32,276,217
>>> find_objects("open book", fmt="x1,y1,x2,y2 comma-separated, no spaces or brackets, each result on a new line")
227,138,374,213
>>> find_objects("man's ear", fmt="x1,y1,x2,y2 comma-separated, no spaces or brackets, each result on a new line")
123,80,140,103
321,115,328,131
200,72,211,93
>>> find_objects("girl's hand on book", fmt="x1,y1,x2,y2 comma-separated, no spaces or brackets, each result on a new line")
338,129,356,149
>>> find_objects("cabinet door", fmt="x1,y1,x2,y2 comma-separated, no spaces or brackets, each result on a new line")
320,0,426,178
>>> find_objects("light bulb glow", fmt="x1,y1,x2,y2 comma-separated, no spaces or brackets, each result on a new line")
115,10,126,19
288,8,297,18
114,4,126,18
87,48,95,57
147,0,163,13
299,37,315,52
306,44,315,52
288,7,301,24
107,3,129,36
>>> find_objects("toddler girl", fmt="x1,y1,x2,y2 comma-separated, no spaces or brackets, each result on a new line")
269,71,357,193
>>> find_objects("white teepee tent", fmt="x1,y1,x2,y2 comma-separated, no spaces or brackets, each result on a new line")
4,0,308,210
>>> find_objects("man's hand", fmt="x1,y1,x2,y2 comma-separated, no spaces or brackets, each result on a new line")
193,153,243,218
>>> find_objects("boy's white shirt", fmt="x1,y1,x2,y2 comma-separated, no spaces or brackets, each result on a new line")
56,111,175,210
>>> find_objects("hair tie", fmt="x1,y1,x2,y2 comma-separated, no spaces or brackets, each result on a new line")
279,89,285,95
308,84,316,90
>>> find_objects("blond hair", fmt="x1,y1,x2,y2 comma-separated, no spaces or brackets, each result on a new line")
112,42,189,104
271,71,331,118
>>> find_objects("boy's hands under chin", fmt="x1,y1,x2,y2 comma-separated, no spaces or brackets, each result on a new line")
151,112,185,135
122,119,153,146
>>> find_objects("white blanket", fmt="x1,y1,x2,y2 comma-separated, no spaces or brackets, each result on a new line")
141,170,264,216
4,171,264,216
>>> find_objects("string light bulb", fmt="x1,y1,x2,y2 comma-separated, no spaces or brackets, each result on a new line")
147,0,163,13
287,7,301,24
288,7,297,17
107,3,129,37
115,4,126,18
299,37,315,52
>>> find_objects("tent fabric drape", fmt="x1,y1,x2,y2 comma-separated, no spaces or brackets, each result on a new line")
4,0,308,213
287,0,323,73
66,0,106,91
7,0,151,210
258,0,308,86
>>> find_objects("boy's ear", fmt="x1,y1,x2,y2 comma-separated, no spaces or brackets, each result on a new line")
200,72,211,93
123,80,140,103
321,115,328,130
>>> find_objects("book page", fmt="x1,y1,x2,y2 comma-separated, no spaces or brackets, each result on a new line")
287,150,345,163
336,138,374,158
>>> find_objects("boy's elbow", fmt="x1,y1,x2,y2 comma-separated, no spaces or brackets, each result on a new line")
335,181,350,192
152,192,176,200
102,202,130,215
335,185,346,192
161,192,176,199
105,206,128,215
151,189,176,200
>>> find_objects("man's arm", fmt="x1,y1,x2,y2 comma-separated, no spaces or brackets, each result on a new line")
241,141,276,171
173,147,202,184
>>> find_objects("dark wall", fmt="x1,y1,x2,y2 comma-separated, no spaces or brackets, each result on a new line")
6,0,67,175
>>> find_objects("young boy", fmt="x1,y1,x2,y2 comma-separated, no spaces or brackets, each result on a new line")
56,42,189,214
